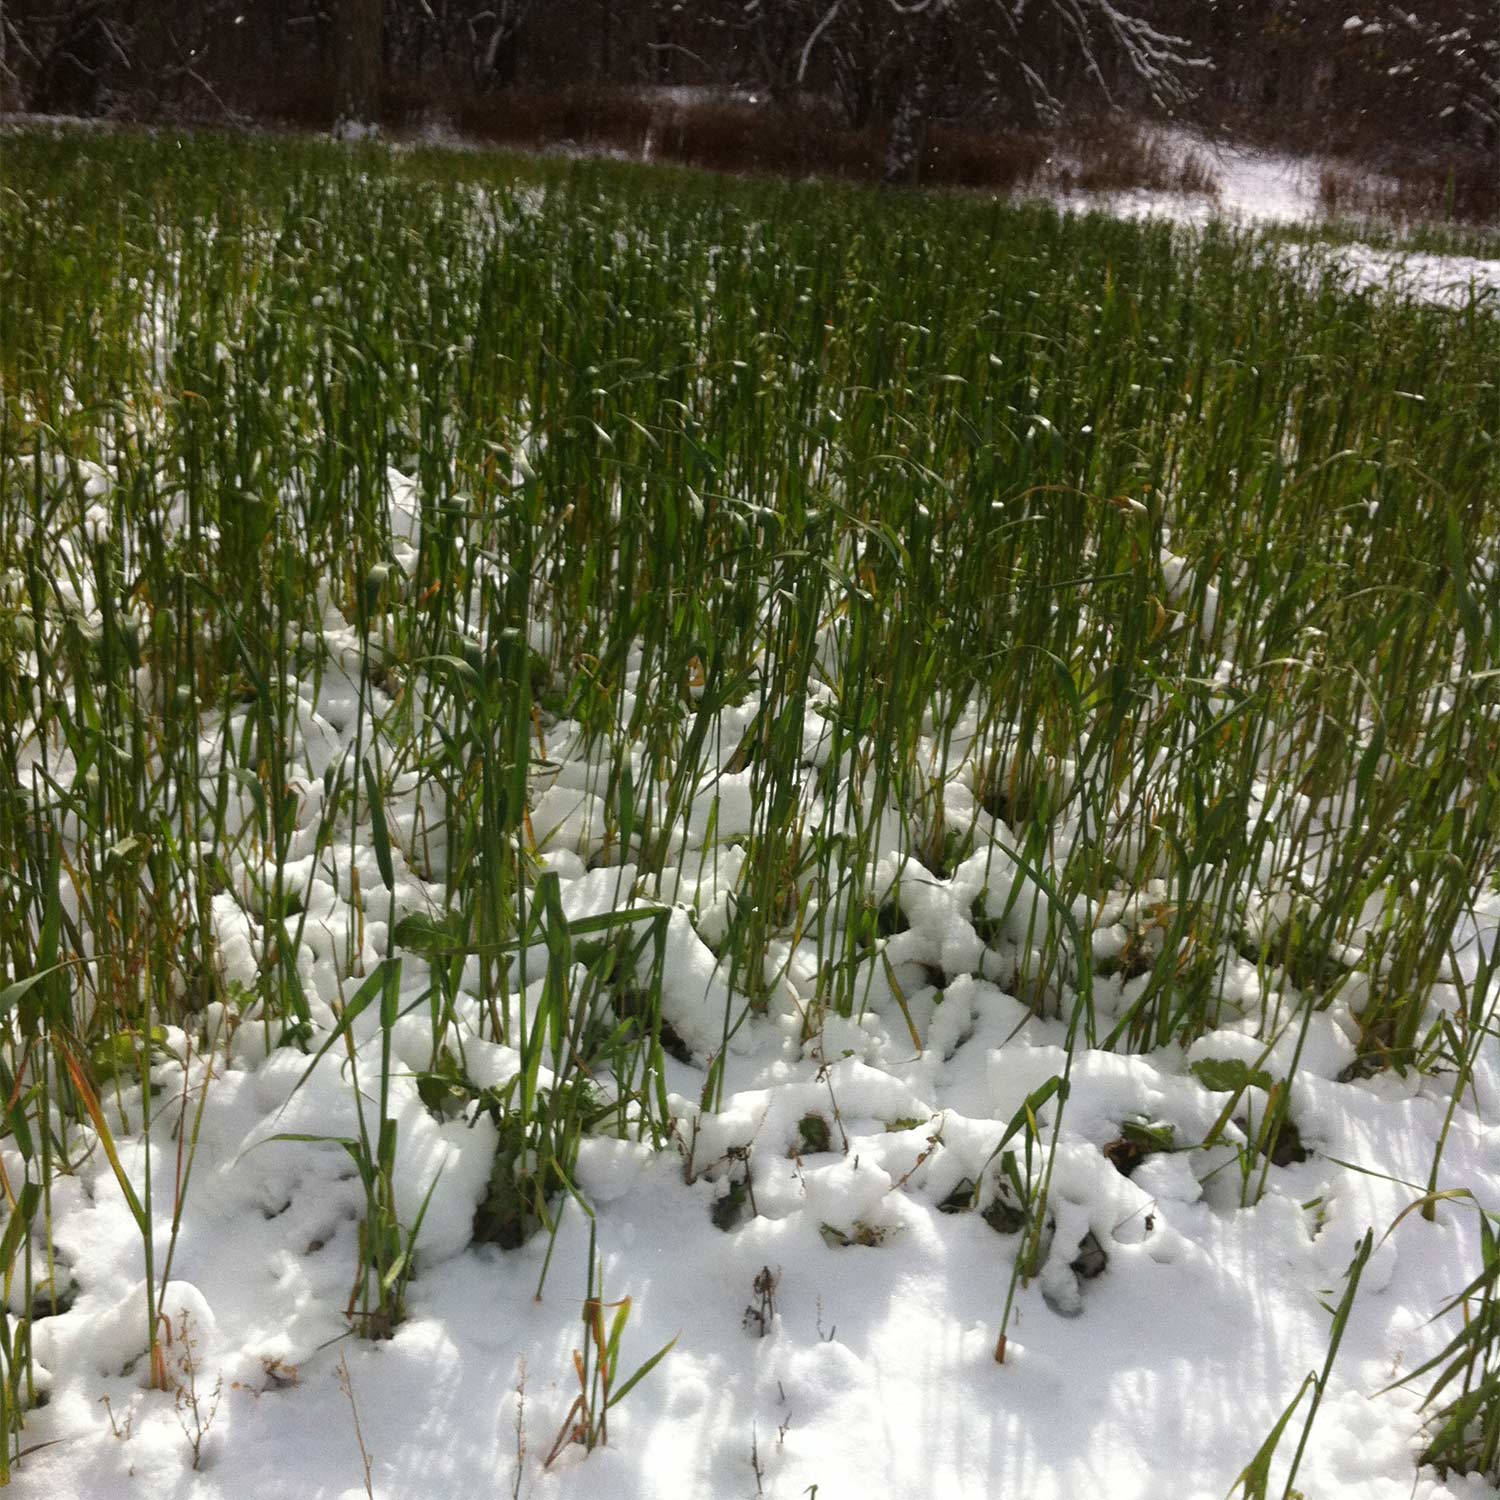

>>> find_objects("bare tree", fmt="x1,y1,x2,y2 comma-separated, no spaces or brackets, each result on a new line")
22,0,120,115
333,0,382,123
0,0,1487,205
1354,2,1499,146
750,0,1204,182
465,0,535,90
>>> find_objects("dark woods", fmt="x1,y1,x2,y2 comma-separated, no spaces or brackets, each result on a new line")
3,1,1495,211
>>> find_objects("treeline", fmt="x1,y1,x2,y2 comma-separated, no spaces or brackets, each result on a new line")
3,1,1495,197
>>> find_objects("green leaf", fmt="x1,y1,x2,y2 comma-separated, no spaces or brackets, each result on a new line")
0,961,76,1019
1192,1057,1274,1094
974,1075,1067,1181
605,1332,678,1410
363,760,396,892
0,1184,42,1288
1121,1118,1176,1152
282,959,396,1106
90,1031,142,1081
55,1039,149,1237
418,653,482,692
604,1296,631,1373
380,1251,409,1293
263,1132,377,1194
1226,1373,1313,1499
392,910,461,954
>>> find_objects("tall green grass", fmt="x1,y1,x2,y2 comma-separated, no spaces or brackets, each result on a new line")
0,126,1496,1482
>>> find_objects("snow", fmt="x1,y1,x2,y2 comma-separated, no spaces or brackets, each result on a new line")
6,125,1500,1500
1052,126,1500,310
24,1026,1500,1500
14,577,1500,1498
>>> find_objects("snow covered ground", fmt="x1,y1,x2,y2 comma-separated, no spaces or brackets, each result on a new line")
1053,127,1500,310
12,469,1500,1500
5,125,1500,1500
27,984,1500,1500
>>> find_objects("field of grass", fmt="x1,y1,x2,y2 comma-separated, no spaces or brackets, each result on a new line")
1,128,1497,1497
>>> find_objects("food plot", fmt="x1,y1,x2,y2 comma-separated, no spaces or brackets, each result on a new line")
1,127,1497,1500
